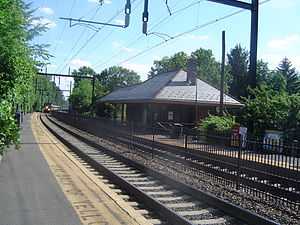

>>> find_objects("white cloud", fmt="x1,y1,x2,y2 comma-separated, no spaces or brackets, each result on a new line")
261,53,300,71
70,59,92,69
112,41,136,53
184,34,209,41
31,18,56,29
268,34,300,50
39,7,54,15
121,62,150,80
104,0,112,4
114,19,124,25
153,55,162,61
88,0,112,4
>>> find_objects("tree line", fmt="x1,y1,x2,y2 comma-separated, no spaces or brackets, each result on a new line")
0,0,65,153
70,45,300,139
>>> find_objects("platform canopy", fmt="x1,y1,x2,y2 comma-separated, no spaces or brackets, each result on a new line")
97,69,243,107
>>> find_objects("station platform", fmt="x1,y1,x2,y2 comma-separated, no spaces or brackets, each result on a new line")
0,114,149,225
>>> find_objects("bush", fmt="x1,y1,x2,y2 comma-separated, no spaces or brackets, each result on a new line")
0,100,19,155
199,115,236,134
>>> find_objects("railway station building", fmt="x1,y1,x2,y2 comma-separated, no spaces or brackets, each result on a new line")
97,69,243,126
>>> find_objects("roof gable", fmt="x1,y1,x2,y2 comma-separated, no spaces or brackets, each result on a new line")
99,70,180,102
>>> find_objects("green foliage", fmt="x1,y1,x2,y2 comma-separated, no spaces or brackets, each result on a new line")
72,66,96,88
0,100,19,154
267,71,287,93
243,86,291,135
149,52,188,77
276,57,300,95
97,66,141,92
34,76,66,111
69,66,108,114
285,94,300,141
191,48,227,89
199,115,236,133
227,44,249,99
0,0,52,152
69,80,93,114
148,48,229,90
256,59,270,86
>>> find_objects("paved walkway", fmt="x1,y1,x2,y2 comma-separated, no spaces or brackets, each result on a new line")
0,114,82,225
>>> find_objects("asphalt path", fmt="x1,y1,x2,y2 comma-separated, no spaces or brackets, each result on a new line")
0,114,82,225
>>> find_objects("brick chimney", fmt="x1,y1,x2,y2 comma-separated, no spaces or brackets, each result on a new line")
187,57,197,85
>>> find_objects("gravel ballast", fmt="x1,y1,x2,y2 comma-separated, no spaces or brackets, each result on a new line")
52,117,300,225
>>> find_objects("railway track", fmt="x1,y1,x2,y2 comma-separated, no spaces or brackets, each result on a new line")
41,114,279,225
55,114,299,207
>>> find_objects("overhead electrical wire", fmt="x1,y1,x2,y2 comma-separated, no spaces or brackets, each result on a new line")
84,0,143,62
52,0,77,54
57,0,140,74
115,0,272,67
92,0,200,70
55,6,102,73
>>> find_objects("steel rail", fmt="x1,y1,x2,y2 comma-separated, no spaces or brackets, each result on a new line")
42,114,280,225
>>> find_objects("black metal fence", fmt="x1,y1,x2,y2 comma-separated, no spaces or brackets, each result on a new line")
51,111,300,211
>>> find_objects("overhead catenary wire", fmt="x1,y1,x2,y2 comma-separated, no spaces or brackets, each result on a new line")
116,0,272,67
56,6,102,73
92,0,200,70
57,0,139,74
52,0,77,55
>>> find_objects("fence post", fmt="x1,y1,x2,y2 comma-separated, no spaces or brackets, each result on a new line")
236,134,242,190
152,125,155,159
184,134,188,160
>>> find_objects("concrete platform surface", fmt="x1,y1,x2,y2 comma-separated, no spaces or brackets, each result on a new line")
0,114,82,225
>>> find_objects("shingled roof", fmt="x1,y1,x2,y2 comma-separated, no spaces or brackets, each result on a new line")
98,69,243,107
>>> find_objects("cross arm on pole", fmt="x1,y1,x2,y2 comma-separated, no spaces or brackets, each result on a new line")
37,72,93,80
207,0,252,10
60,17,126,28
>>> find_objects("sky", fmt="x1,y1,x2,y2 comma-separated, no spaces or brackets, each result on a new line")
28,0,300,93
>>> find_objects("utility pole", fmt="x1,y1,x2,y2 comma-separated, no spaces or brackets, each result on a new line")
202,0,258,90
220,30,225,115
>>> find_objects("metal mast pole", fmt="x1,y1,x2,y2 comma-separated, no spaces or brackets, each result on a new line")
220,30,225,115
249,0,258,90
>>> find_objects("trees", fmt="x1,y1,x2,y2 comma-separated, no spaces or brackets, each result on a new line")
256,60,270,86
0,0,36,152
242,86,290,136
148,48,226,89
72,66,96,88
69,66,107,114
276,57,300,95
34,76,65,111
149,52,188,78
191,48,224,89
97,66,141,92
69,80,93,114
0,0,54,153
227,44,249,99
68,66,140,115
